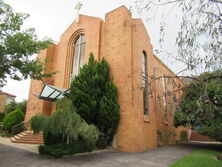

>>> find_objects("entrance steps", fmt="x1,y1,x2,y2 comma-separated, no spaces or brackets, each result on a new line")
11,131,44,144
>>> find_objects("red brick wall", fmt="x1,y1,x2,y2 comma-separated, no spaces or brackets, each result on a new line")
190,131,214,142
25,5,187,152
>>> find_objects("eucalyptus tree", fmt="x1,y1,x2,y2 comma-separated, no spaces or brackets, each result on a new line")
174,71,222,142
135,0,222,74
135,1,222,142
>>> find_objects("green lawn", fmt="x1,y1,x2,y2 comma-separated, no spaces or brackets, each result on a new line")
170,149,222,167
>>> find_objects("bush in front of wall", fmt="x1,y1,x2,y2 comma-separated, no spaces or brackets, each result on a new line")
4,100,27,115
69,53,120,148
157,129,176,146
0,112,5,122
39,99,100,158
180,130,188,142
29,114,49,134
2,108,24,133
39,140,94,158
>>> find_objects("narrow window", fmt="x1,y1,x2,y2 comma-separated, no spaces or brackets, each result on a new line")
71,34,86,77
142,51,148,115
162,75,167,112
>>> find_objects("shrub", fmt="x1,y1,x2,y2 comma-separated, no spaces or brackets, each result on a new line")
39,140,95,158
174,71,222,142
44,104,100,145
40,99,100,158
157,129,176,146
3,101,17,115
157,130,162,139
180,130,188,142
29,114,48,134
3,108,24,133
0,112,5,122
4,100,27,115
0,132,11,137
43,131,63,145
69,53,120,147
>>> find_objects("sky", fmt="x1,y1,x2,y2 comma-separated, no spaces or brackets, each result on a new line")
2,0,184,102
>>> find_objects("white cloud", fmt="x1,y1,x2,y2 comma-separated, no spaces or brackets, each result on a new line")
2,0,185,102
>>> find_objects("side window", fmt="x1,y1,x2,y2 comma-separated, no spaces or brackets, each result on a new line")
162,75,167,113
71,34,86,77
142,51,148,115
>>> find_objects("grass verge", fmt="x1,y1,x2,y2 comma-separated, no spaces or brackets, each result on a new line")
170,149,222,167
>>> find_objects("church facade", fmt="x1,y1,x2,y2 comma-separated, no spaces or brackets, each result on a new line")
25,6,186,152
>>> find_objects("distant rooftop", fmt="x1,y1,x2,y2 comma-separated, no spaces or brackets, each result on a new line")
0,90,16,97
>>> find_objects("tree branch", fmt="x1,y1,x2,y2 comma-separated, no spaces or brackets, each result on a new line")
150,0,184,6
172,74,222,92
209,0,222,4
176,66,189,75
148,75,200,85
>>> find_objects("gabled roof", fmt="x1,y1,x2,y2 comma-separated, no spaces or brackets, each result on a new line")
0,90,16,97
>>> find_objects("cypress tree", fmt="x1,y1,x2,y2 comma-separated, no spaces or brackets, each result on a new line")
69,53,120,147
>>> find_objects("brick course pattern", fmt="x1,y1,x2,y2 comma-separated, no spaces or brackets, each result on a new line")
25,6,187,152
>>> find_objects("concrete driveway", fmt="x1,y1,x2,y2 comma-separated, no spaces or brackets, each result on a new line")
0,142,200,167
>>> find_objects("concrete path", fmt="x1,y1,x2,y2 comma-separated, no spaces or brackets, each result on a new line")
0,142,197,167
0,137,38,153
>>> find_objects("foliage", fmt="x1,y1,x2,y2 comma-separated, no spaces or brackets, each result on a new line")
2,108,24,133
17,100,27,115
157,129,176,146
174,71,222,142
0,0,54,86
170,149,222,167
43,131,62,146
44,102,99,145
180,130,188,142
0,112,5,122
157,130,163,147
4,100,27,115
39,141,94,159
40,98,100,158
0,132,11,137
29,114,48,134
69,53,120,147
135,0,222,73
3,101,17,115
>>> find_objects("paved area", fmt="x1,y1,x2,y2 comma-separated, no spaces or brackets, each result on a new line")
1,136,221,167
0,137,38,153
0,142,196,167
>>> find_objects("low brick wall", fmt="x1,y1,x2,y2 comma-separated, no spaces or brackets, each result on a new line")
190,131,214,142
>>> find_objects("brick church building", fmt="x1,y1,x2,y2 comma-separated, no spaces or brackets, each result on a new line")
25,6,186,152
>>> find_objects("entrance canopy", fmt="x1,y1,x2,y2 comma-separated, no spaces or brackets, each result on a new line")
35,84,69,102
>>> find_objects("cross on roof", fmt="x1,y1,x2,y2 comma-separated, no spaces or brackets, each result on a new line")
75,2,83,22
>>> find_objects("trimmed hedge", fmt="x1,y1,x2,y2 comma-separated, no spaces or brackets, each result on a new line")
39,140,95,158
3,108,24,133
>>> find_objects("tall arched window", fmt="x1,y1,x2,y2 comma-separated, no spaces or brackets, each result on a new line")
71,34,86,77
142,51,148,115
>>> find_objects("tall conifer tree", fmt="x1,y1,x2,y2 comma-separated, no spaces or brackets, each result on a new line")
69,53,120,147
